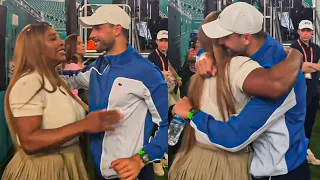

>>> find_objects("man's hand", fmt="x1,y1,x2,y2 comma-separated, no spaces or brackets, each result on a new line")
176,79,182,86
284,47,292,54
172,97,193,119
308,62,320,71
110,154,144,180
162,71,169,81
195,52,217,77
302,62,317,73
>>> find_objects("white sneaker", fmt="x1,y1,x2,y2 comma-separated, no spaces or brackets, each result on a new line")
307,149,320,165
153,162,165,176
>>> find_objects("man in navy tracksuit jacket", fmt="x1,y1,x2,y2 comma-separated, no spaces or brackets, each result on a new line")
61,5,168,180
173,3,309,180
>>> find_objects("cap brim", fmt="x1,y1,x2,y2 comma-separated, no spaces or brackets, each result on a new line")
79,15,105,28
157,36,168,40
299,26,313,31
202,20,233,39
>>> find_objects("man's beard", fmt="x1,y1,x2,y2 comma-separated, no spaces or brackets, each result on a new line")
222,45,244,56
95,39,115,53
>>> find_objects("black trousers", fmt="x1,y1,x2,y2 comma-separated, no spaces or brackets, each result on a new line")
305,94,320,144
95,163,155,180
252,160,310,180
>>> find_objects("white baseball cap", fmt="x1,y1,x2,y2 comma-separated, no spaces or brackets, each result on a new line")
202,2,263,38
299,20,313,30
157,30,168,39
79,5,131,29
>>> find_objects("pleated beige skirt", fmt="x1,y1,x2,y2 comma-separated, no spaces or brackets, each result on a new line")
1,143,89,180
169,142,252,180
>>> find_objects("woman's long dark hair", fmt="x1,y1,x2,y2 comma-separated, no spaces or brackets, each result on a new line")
65,34,79,64
5,23,88,151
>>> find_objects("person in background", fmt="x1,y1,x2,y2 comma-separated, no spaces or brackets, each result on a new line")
180,40,201,97
63,34,89,120
290,20,320,165
64,34,85,69
63,34,85,96
148,30,181,85
87,39,96,50
188,40,201,73
148,30,178,176
2,22,122,180
148,30,169,80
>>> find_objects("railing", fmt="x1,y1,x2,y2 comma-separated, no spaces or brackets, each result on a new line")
168,0,192,19
313,4,320,44
79,3,132,58
272,6,283,43
11,0,41,20
132,19,141,54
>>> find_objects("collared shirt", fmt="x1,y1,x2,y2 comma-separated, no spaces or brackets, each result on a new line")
191,34,307,177
148,48,169,71
290,39,320,97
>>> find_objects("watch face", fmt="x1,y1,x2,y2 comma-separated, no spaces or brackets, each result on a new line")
191,108,198,114
141,154,151,163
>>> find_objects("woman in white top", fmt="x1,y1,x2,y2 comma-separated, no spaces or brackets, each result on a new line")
169,11,301,180
2,22,122,180
169,11,259,180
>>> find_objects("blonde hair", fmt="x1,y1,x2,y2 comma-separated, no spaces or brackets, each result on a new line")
173,11,236,167
5,22,87,151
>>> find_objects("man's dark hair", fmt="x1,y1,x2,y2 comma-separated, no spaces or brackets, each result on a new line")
235,29,266,39
108,24,129,38
252,30,267,39
122,28,129,39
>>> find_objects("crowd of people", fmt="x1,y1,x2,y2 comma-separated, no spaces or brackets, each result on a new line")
2,1,320,180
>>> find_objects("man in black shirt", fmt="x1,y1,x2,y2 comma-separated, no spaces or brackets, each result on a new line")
290,20,320,165
148,30,169,73
147,30,169,176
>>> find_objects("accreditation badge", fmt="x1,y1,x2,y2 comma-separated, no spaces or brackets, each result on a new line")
305,73,312,79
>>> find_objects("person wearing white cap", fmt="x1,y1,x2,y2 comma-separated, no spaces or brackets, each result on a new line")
173,2,310,180
148,30,169,74
147,30,180,176
290,20,320,165
60,5,168,180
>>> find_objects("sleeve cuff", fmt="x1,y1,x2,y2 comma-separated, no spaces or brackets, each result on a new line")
142,145,162,161
192,110,209,122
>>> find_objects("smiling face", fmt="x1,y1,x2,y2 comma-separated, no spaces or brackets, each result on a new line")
42,27,66,65
90,23,123,53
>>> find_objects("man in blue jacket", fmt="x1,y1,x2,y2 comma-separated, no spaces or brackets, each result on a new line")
61,5,168,180
173,2,309,180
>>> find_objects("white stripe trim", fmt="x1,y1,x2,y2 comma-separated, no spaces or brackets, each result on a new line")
190,88,297,152
60,68,92,89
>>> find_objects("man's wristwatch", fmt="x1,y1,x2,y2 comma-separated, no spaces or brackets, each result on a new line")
188,107,200,121
138,150,151,165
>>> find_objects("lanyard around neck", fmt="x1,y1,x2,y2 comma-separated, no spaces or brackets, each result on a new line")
155,49,167,71
297,39,313,63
